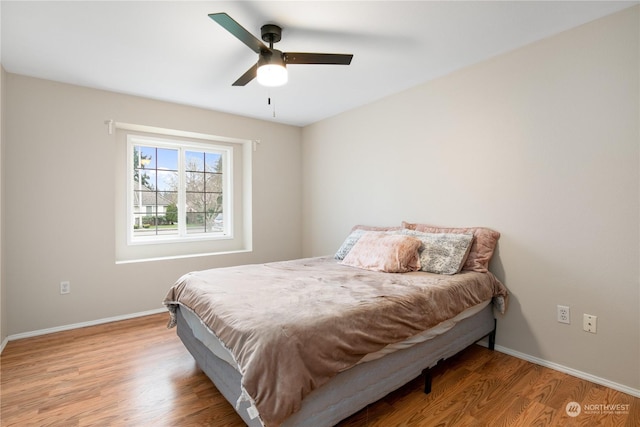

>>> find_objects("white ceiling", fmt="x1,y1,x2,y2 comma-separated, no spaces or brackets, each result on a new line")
1,1,636,127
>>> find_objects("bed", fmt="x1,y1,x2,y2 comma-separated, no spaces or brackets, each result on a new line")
163,222,508,427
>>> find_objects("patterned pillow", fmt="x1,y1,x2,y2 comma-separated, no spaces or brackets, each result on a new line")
402,222,500,273
340,232,422,273
400,230,473,275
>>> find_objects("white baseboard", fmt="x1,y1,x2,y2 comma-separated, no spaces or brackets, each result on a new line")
0,336,8,353
486,343,640,398
3,308,167,344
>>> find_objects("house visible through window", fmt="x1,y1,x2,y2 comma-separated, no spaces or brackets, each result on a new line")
128,135,231,244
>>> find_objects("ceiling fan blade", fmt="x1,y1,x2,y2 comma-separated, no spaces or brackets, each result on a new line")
232,63,258,86
209,13,268,54
284,52,353,65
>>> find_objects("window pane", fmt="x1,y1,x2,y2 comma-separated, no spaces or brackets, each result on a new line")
134,190,157,210
186,192,205,213
212,212,224,231
157,148,178,170
186,171,204,192
206,152,222,173
205,192,222,212
162,193,179,227
186,151,204,172
135,169,156,190
136,146,156,169
162,191,178,205
186,211,205,234
205,172,223,192
133,213,144,229
133,215,180,238
157,170,177,192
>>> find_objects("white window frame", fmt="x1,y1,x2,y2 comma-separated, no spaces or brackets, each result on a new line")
113,121,253,264
126,135,233,246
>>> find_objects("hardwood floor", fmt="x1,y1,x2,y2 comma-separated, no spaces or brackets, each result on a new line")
1,313,638,426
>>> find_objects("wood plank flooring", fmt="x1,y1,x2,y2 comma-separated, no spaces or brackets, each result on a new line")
1,313,638,426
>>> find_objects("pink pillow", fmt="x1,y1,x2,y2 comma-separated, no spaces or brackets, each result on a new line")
335,225,402,260
350,224,402,232
340,232,422,273
402,221,500,273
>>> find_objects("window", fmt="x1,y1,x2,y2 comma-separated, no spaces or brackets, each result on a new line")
128,135,231,244
113,122,253,263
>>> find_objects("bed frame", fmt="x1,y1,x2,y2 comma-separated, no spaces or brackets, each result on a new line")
175,303,497,426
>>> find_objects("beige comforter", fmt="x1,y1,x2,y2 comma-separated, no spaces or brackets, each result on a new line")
163,256,508,427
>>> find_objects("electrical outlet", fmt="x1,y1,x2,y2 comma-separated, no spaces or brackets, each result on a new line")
557,305,570,324
583,314,597,333
60,281,71,295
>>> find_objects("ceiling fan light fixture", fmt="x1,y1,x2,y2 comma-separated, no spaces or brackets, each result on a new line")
257,64,288,87
257,51,288,87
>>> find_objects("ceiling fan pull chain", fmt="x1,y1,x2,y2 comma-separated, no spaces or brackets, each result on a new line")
266,90,276,118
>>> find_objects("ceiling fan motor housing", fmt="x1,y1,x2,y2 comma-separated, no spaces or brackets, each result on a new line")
261,24,282,46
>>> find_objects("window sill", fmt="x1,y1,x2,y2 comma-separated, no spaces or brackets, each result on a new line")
114,248,252,265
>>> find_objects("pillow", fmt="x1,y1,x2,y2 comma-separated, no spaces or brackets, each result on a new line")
340,232,422,273
350,224,402,233
334,225,402,260
334,228,367,260
400,230,473,274
402,221,500,273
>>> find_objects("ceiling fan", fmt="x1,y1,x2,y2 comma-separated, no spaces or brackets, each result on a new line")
209,13,354,87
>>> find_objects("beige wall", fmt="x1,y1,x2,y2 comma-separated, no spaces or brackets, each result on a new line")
0,66,5,348
3,74,302,334
303,7,639,391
